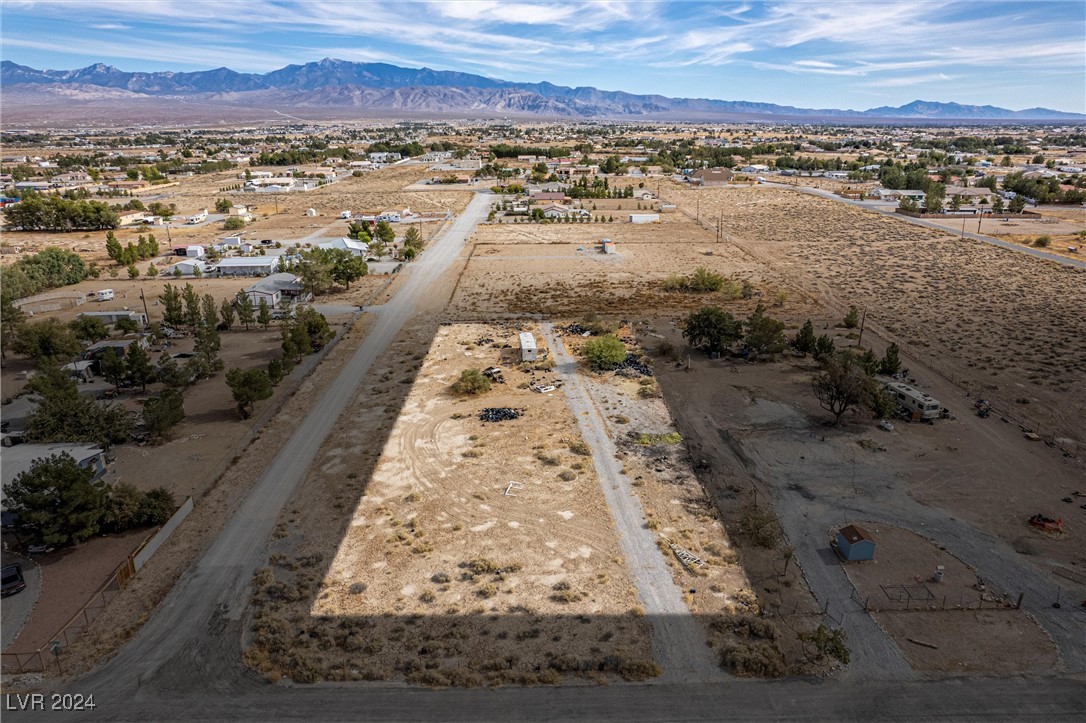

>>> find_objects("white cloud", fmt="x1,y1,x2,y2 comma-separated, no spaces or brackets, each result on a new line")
794,60,837,68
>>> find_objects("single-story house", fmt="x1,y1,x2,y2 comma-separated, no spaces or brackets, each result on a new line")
531,192,567,202
2,443,108,499
541,204,589,219
84,336,150,362
318,237,369,257
215,256,280,277
78,309,147,327
244,273,306,308
117,211,149,226
836,524,876,561
689,168,735,186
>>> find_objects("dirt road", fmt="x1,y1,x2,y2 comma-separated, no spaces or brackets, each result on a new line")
62,193,493,694
539,323,721,682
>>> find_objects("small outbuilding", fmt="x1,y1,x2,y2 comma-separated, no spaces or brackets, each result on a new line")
629,213,660,224
519,332,538,362
601,239,616,254
836,524,876,561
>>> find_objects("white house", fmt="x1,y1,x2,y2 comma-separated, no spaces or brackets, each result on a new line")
78,309,148,326
318,237,370,257
244,273,305,308
166,258,207,276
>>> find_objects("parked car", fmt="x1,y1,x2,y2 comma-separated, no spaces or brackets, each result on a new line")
1,563,26,597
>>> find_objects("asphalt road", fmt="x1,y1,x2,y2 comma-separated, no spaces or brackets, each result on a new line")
539,323,722,683
765,182,1086,270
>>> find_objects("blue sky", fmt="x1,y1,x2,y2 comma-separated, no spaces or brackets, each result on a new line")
3,1,1084,112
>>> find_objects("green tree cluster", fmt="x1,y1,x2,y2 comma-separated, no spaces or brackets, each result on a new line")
0,247,90,300
3,192,119,231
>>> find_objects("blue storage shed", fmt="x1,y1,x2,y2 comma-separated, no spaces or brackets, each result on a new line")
836,524,876,561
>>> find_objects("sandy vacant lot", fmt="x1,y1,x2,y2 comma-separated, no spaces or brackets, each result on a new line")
661,183,1086,443
451,219,809,319
245,322,662,685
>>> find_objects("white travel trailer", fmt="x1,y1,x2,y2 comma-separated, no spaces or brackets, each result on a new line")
885,381,941,420
95,289,115,302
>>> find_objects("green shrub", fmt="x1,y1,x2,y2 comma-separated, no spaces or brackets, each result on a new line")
581,335,626,370
451,368,491,395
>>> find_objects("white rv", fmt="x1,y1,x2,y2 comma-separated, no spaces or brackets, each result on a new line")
885,381,941,420
95,289,115,302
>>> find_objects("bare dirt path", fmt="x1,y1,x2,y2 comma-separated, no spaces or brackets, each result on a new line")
63,193,493,696
538,323,722,682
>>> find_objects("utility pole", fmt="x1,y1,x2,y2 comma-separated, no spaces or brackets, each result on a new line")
960,216,966,239
139,287,151,325
856,307,867,348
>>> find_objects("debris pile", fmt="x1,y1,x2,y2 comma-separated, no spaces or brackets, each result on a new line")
482,366,505,384
561,323,592,336
614,353,653,377
475,337,494,346
479,407,521,423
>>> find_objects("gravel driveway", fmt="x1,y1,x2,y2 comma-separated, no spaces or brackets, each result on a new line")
539,323,722,682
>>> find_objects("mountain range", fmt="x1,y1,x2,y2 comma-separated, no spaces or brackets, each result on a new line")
2,58,1081,121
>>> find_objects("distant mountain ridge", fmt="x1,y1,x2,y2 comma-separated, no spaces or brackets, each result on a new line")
3,58,1081,120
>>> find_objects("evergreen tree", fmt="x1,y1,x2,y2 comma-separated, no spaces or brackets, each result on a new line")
142,388,185,441
794,319,816,355
182,284,201,330
257,299,272,329
5,453,108,548
220,297,235,330
225,368,273,419
105,230,124,264
100,347,128,390
236,292,256,330
160,284,184,327
201,294,218,328
126,343,154,391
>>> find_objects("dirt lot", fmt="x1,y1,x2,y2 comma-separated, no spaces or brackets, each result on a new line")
840,525,1057,674
244,322,663,685
451,218,810,319
660,183,1086,443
